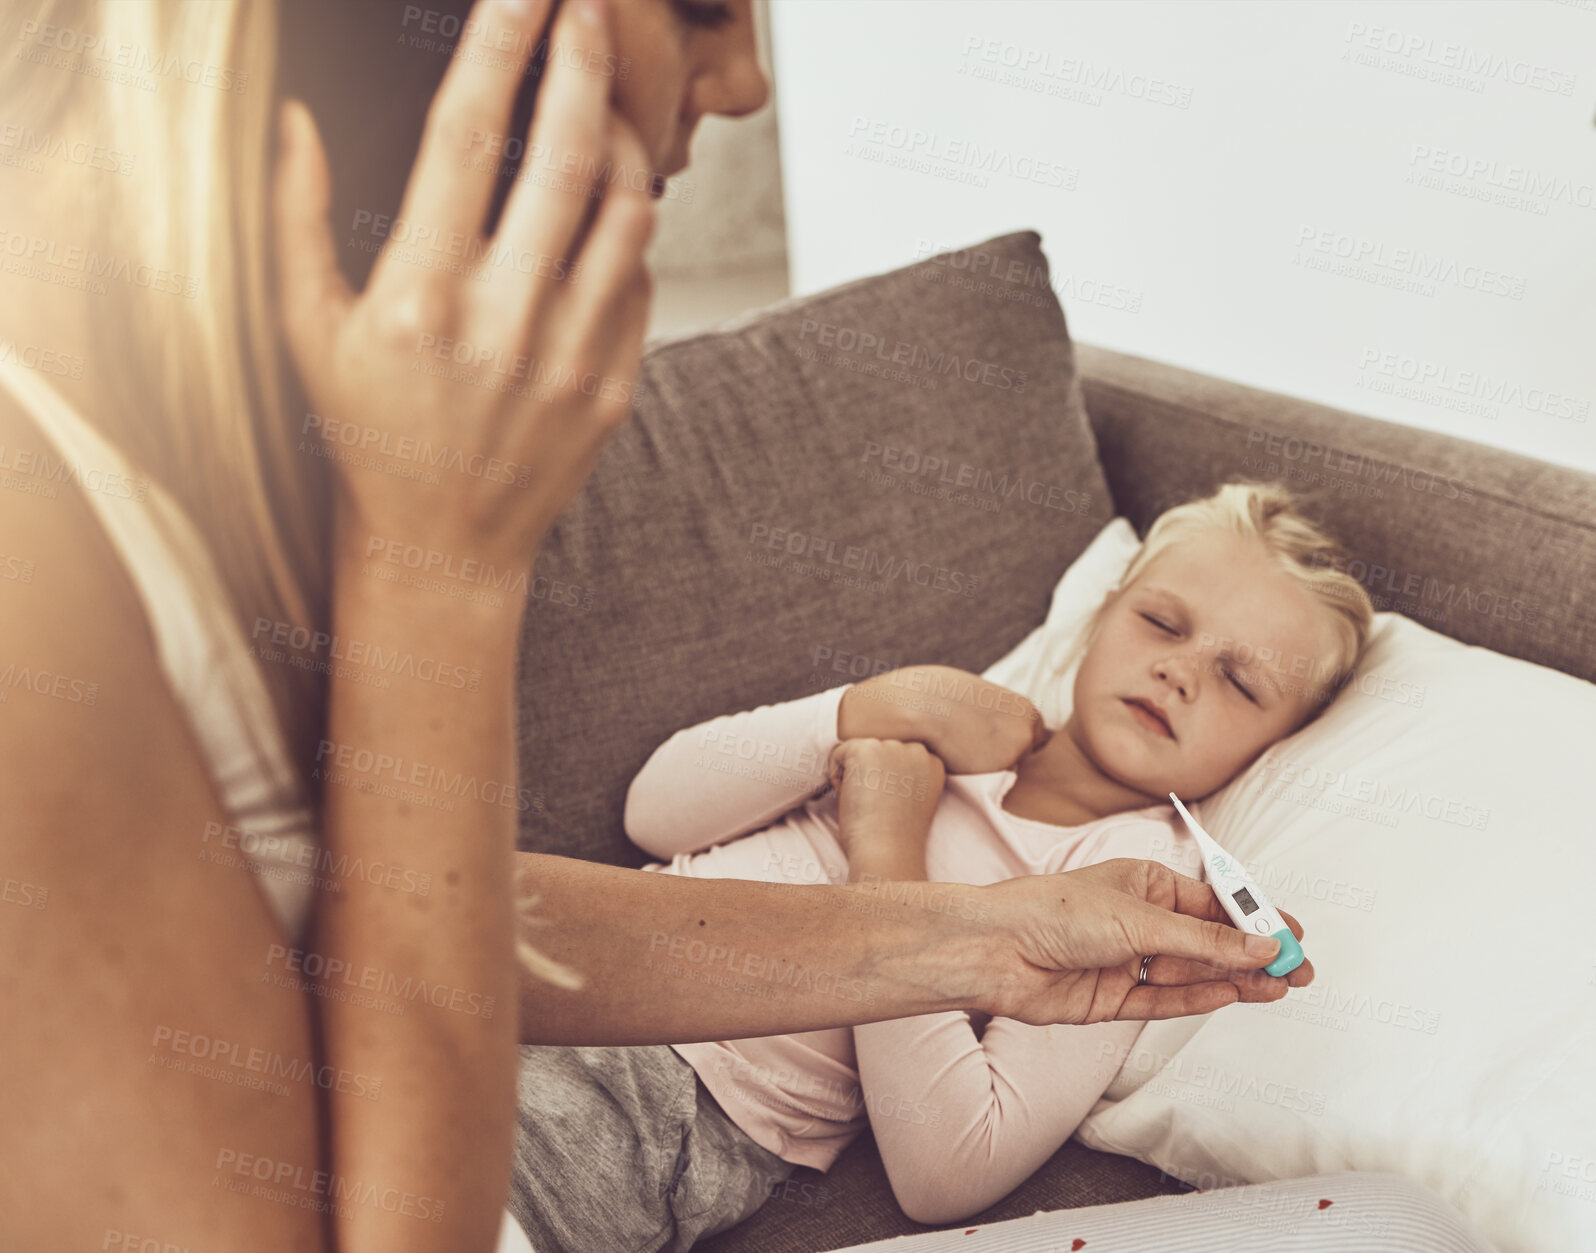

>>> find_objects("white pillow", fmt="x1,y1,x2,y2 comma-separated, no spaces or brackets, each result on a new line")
980,516,1141,730
983,519,1596,1253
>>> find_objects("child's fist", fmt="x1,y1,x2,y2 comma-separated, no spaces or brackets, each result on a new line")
826,737,946,858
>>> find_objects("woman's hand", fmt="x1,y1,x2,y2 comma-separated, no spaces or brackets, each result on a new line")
840,665,1047,774
975,858,1314,1025
273,0,654,570
826,737,945,868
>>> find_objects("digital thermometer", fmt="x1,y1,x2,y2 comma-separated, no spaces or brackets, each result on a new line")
1168,793,1304,977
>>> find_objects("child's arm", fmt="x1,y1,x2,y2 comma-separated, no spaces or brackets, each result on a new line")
836,747,1138,1225
853,1009,1145,1224
851,815,1190,1224
623,684,850,859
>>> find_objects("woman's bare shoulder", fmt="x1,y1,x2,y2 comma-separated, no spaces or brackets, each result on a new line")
0,390,183,808
0,389,162,695
0,392,329,1248
0,384,246,880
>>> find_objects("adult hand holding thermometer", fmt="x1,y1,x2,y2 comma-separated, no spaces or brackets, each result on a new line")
1169,793,1305,978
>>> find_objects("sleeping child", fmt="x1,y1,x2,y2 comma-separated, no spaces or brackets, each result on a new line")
508,480,1375,1253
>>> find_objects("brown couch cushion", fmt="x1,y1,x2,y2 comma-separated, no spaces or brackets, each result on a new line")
514,231,1112,865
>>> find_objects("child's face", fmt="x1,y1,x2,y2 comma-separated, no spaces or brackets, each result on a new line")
1069,531,1342,801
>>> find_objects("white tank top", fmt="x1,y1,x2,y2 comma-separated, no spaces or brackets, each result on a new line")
0,353,536,1253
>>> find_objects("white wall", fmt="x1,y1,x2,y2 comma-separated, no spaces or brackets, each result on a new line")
770,0,1596,472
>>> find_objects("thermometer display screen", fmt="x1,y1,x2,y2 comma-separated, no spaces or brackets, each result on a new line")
1232,887,1260,916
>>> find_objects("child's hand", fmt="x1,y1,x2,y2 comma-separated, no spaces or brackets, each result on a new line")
826,738,946,864
919,671,1048,774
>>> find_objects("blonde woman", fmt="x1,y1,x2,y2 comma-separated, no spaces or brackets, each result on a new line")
0,2,1468,1251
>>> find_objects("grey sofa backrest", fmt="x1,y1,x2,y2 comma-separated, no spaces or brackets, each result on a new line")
1076,344,1596,685
516,232,1113,866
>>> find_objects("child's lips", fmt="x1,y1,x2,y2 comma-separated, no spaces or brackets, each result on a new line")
1122,697,1176,740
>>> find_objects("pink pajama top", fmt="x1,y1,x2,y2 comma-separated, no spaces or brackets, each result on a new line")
624,683,1203,1222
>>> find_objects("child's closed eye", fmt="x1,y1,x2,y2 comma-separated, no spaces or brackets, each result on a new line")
1141,613,1258,704
1222,667,1258,704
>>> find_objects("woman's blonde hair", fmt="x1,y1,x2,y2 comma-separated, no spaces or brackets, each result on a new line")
6,0,331,771
1,0,580,990
1073,481,1376,720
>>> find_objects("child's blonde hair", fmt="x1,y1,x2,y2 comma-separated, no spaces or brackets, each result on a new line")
1074,482,1376,718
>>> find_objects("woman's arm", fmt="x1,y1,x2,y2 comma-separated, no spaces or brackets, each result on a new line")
513,849,1306,1040
514,853,976,1044
306,523,526,1253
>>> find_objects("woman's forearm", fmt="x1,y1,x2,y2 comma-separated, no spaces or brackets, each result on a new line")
514,854,993,1045
309,521,524,1253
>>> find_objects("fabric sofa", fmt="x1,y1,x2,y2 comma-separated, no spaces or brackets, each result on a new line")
513,231,1596,1252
